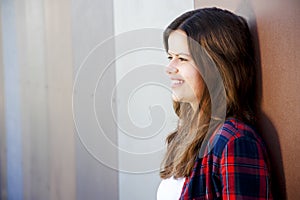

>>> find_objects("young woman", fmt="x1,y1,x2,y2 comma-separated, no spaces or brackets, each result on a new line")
157,8,272,199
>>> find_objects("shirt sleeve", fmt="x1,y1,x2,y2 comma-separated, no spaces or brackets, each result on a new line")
220,136,272,200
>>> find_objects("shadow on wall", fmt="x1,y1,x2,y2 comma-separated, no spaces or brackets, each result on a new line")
241,2,287,199
257,113,287,200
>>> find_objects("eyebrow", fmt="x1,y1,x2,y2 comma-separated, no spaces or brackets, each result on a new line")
167,51,191,57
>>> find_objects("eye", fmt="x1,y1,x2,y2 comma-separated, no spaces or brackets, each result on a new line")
179,57,188,61
167,55,173,60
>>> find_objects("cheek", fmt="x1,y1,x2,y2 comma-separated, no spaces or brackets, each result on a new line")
189,73,204,98
195,77,204,96
183,69,203,90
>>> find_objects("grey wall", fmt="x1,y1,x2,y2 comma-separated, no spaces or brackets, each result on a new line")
1,0,119,199
71,0,118,199
0,5,6,199
1,0,23,199
1,0,77,199
113,1,193,199
0,0,195,199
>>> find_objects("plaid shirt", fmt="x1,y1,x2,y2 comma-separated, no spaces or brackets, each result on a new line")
180,118,272,200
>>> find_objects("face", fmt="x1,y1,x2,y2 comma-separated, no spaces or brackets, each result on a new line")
166,30,204,109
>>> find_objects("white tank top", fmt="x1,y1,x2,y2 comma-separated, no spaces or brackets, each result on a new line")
156,176,185,200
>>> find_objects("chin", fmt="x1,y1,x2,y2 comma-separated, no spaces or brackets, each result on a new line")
172,93,182,102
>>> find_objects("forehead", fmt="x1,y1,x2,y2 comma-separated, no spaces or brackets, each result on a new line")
168,30,190,55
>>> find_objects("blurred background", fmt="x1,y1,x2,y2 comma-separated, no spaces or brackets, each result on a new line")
0,0,299,200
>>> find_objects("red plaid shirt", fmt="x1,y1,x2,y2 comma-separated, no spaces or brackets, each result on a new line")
180,118,272,200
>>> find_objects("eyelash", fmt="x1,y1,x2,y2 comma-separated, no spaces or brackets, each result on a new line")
167,56,188,62
179,57,188,61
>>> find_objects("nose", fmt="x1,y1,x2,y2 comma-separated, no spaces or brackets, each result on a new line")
165,59,178,75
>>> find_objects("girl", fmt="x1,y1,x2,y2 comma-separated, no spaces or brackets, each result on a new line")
157,8,272,200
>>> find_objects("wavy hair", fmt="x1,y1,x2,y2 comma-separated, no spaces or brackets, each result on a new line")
160,7,257,179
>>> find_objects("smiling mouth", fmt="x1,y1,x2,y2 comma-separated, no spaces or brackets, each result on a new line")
171,79,184,88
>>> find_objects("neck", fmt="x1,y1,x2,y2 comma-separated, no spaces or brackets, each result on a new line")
190,101,199,113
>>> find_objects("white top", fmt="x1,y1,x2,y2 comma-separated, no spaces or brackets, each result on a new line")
157,176,185,200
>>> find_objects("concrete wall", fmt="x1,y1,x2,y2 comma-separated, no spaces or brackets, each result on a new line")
0,0,194,199
1,0,119,199
195,1,300,199
0,2,7,199
113,1,193,199
1,0,77,199
71,0,118,199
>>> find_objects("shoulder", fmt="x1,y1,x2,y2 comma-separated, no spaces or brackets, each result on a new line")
219,118,260,141
208,118,265,158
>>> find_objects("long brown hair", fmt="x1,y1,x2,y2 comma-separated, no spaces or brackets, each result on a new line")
160,7,257,179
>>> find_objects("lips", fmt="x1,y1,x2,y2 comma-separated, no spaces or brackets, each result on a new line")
170,78,185,88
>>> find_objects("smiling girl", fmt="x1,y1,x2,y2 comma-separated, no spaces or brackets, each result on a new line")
157,8,272,200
